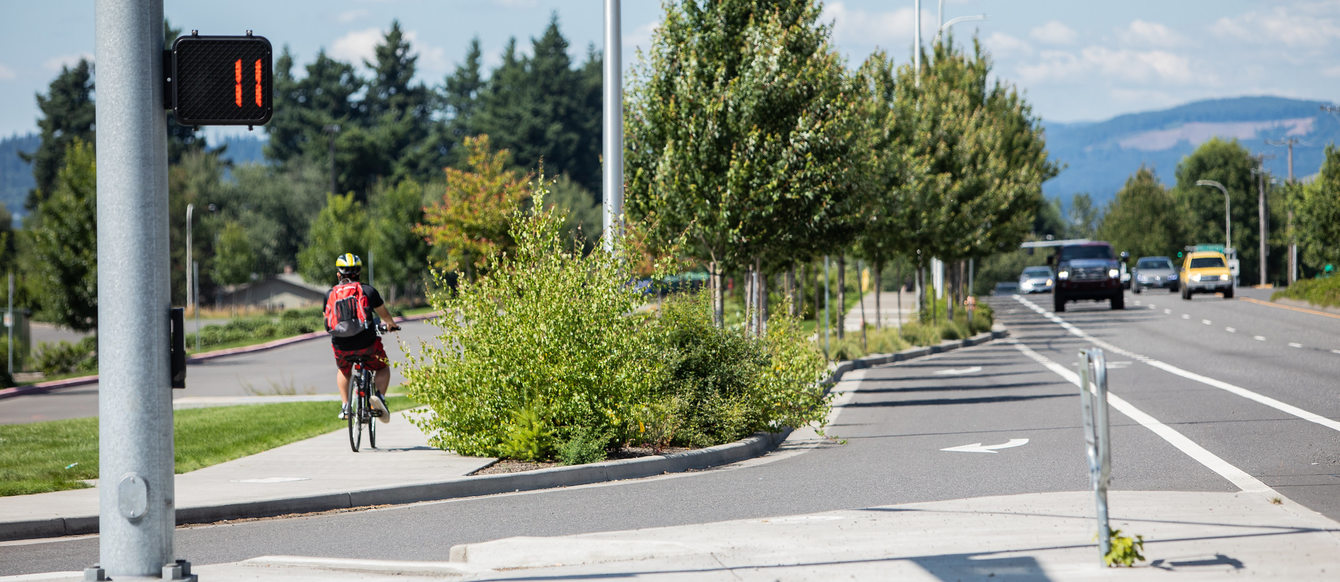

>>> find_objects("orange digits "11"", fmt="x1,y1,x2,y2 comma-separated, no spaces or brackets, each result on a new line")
234,58,263,108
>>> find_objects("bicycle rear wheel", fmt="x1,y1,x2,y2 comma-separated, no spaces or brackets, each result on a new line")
347,367,364,452
364,369,377,449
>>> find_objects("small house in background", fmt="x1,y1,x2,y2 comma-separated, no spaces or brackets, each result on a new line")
216,271,328,311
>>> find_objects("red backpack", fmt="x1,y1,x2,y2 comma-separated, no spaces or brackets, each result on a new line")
325,281,371,337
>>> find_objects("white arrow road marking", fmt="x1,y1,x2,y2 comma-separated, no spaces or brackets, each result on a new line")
941,438,1029,454
933,366,982,376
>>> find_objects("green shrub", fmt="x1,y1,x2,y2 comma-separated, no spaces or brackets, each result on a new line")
498,406,556,462
34,336,97,376
1273,276,1340,308
403,182,667,459
558,427,612,465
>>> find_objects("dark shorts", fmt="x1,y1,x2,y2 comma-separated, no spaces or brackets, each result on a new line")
333,338,389,375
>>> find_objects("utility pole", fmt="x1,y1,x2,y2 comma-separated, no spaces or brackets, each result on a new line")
1266,138,1298,284
602,0,624,252
1252,154,1274,288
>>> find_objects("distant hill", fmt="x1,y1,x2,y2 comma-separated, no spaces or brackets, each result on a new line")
215,133,267,166
1042,96,1340,210
0,133,38,224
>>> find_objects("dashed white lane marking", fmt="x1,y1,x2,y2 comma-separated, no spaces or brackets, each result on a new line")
1016,295,1340,435
1226,327,1236,333
1332,349,1340,355
1182,314,1191,320
1289,343,1303,349
1202,319,1213,325
1164,309,1172,314
1254,336,1267,342
1008,339,1276,495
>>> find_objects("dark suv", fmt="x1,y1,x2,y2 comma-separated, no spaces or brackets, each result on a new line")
1049,242,1125,312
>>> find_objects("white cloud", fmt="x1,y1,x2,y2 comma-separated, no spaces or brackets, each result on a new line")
1018,47,1200,85
1119,20,1186,48
822,2,925,51
1030,21,1077,46
982,32,1032,59
1212,6,1340,49
44,53,93,72
1324,65,1340,78
336,10,369,24
403,31,448,76
331,28,383,67
0,64,14,81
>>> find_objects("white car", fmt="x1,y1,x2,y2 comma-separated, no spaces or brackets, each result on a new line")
1018,266,1054,294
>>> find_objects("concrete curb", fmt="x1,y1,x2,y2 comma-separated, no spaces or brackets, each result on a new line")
0,326,1007,540
0,312,439,401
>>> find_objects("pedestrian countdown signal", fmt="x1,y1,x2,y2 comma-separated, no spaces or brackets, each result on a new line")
171,33,272,126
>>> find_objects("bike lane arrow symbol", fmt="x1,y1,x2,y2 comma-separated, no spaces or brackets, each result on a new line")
940,438,1030,454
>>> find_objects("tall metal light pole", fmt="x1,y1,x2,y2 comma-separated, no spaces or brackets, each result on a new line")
1195,179,1231,252
185,203,193,314
94,0,181,578
602,0,624,252
1266,137,1298,284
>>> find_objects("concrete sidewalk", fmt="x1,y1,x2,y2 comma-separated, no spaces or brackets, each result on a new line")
4,327,1340,580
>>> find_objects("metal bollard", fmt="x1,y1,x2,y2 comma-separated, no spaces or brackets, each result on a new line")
1079,348,1111,564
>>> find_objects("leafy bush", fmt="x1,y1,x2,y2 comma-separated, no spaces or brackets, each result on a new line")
403,182,667,458
34,336,97,376
404,181,833,462
1272,276,1340,308
559,427,613,465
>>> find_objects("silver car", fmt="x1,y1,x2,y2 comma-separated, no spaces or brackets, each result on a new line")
1131,256,1178,293
1018,266,1054,294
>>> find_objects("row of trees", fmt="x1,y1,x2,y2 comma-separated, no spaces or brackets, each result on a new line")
624,1,1055,329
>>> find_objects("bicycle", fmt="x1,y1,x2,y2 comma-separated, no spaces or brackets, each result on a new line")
346,324,391,452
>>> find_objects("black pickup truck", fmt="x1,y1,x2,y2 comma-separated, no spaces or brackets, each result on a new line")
1048,241,1126,312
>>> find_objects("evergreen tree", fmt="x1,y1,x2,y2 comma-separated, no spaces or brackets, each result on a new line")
23,59,95,211
25,140,97,331
439,37,486,166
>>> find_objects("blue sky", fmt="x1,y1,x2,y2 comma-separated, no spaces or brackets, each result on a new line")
2,0,1339,140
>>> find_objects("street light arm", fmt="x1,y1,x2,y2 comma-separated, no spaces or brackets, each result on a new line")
1195,179,1231,251
934,15,986,45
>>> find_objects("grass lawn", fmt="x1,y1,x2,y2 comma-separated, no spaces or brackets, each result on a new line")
0,395,415,497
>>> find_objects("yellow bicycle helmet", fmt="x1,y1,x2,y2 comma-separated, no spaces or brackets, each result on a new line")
335,253,363,277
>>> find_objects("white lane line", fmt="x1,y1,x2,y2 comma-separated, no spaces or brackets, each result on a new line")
1164,309,1172,314
1201,319,1213,326
1008,339,1276,495
1333,349,1340,355
1182,314,1191,320
1289,342,1303,349
1226,327,1236,333
1254,336,1267,342
1015,296,1340,434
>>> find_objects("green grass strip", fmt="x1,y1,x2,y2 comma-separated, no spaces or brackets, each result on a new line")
0,396,414,497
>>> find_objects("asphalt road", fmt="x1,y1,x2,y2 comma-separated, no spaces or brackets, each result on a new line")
5,286,1337,575
0,318,445,424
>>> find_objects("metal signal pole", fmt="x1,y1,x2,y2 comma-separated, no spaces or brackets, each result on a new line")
1266,138,1298,284
92,0,188,579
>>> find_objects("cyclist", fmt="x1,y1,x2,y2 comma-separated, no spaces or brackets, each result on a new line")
326,253,401,422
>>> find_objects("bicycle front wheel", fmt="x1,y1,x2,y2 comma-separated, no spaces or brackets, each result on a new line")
348,374,363,452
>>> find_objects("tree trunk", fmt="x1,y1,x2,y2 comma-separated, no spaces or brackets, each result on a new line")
836,255,846,339
710,260,724,327
756,256,768,336
873,261,883,330
857,260,868,351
